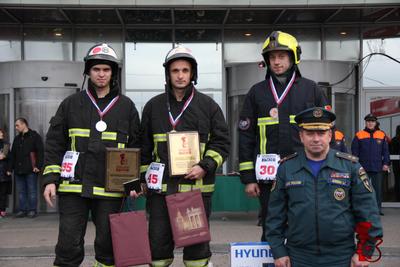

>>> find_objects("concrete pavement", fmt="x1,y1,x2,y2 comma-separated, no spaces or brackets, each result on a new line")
0,208,399,266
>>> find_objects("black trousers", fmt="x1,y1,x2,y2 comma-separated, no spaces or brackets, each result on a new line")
54,194,122,267
147,193,212,263
258,183,272,242
0,181,9,211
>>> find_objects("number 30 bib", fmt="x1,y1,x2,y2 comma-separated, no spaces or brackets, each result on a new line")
255,154,280,181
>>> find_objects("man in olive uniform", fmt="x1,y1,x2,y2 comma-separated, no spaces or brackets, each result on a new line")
266,107,383,267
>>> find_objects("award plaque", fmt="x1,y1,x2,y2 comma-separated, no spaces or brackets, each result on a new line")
105,148,140,192
167,131,201,176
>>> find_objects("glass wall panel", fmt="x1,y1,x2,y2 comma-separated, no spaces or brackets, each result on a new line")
75,28,122,61
0,26,21,61
24,27,72,60
325,27,360,61
362,27,400,87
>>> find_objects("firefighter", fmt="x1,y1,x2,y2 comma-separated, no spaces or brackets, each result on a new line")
140,45,229,267
42,43,141,266
238,31,329,241
266,107,383,267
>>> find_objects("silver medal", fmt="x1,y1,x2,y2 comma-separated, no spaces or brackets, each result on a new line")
96,120,107,132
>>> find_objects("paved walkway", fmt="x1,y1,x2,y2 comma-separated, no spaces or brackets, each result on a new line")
0,208,399,266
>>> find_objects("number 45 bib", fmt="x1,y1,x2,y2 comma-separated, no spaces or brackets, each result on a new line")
255,154,280,181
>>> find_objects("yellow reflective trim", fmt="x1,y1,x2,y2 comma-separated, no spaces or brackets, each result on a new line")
200,143,206,160
117,143,125,148
101,131,117,140
289,115,296,124
259,124,266,154
178,183,215,193
93,260,114,267
161,183,168,192
68,128,90,137
258,117,279,126
239,161,254,171
58,183,82,193
71,136,76,151
140,165,149,173
183,257,210,267
93,187,123,198
151,258,174,267
43,165,61,175
204,149,223,167
153,133,167,142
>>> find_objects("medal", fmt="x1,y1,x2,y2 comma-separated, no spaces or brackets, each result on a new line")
269,71,296,106
96,120,107,132
168,88,195,131
86,89,119,132
269,107,278,118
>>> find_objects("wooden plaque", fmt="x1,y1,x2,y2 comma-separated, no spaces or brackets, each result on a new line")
105,148,140,192
167,131,200,176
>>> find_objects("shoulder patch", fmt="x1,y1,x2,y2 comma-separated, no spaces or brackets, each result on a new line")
279,152,298,164
335,151,358,163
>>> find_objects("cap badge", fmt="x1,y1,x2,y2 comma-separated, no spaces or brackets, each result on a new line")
313,108,323,118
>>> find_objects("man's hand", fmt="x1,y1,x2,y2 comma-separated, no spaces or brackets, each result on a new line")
43,183,57,208
0,154,5,160
184,165,206,180
382,165,389,172
6,171,11,176
245,183,260,197
129,183,147,198
274,256,291,267
33,167,40,173
351,254,370,267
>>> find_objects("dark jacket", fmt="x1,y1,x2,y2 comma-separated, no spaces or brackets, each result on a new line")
351,128,390,172
140,85,230,195
0,141,11,182
266,150,383,265
42,84,140,199
330,128,348,153
9,129,44,175
238,71,329,184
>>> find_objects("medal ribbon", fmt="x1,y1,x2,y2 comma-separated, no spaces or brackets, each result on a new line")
269,72,296,106
86,89,120,120
168,89,195,130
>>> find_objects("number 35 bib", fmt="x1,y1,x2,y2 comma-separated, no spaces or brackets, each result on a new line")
255,154,280,181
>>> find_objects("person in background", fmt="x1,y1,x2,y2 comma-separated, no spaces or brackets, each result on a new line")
8,118,44,218
0,128,11,218
330,125,347,153
390,125,400,201
351,114,390,216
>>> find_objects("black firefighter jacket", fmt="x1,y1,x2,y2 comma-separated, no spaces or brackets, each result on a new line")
239,70,329,184
42,84,140,199
140,86,230,195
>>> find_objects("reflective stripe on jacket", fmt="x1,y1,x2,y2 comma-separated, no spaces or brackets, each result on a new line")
140,86,229,194
42,86,140,199
238,72,329,184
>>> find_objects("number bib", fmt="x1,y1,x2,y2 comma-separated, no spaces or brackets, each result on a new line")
255,154,280,181
145,162,165,190
60,151,80,179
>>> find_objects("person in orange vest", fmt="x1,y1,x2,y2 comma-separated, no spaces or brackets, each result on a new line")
351,114,390,216
330,126,347,153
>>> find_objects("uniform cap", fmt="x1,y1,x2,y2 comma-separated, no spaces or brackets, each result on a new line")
295,107,336,130
364,113,377,121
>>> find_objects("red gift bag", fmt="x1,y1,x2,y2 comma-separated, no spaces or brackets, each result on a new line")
109,209,152,267
166,189,211,248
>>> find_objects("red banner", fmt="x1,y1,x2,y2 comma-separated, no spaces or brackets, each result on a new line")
370,97,400,117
